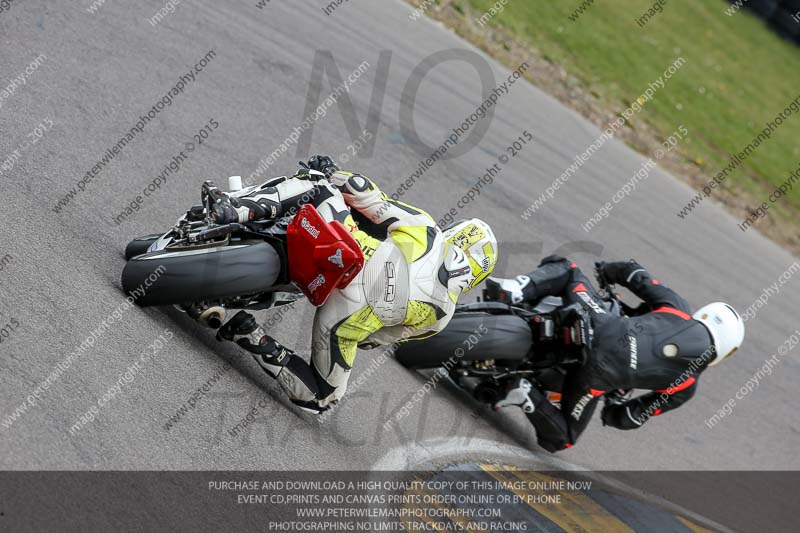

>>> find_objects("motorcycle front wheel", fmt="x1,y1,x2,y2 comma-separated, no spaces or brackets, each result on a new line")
395,311,533,369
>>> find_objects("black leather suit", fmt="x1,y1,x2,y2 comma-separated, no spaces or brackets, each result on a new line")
517,256,713,452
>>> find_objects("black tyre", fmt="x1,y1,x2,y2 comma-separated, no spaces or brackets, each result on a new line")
125,234,162,260
121,240,281,307
395,311,532,369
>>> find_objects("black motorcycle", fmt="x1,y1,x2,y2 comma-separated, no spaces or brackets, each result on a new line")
395,273,635,407
121,171,364,328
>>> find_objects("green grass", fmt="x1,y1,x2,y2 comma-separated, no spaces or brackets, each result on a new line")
462,0,800,213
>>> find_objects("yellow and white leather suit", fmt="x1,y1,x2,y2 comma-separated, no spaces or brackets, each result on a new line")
224,170,497,412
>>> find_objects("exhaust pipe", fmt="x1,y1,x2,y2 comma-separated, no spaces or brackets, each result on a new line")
184,304,227,329
199,307,226,329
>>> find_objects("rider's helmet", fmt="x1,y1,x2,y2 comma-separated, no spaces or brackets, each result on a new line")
693,302,745,365
441,219,498,294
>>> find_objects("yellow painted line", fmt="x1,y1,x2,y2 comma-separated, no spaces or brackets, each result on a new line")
482,464,634,533
404,487,490,533
676,515,720,533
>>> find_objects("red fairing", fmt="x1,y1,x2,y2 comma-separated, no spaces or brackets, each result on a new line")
287,204,365,306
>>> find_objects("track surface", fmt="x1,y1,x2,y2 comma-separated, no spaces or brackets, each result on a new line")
1,0,798,497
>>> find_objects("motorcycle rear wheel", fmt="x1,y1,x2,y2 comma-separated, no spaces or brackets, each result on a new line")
124,234,162,260
121,240,281,307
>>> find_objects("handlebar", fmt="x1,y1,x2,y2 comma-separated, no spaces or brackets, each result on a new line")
201,180,226,202
593,262,615,297
189,223,239,243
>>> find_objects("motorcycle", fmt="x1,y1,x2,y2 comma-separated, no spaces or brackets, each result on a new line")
121,170,365,327
394,271,636,408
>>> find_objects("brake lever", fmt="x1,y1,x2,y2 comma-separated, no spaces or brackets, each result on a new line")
594,263,613,296
201,180,223,199
201,180,223,222
295,163,329,182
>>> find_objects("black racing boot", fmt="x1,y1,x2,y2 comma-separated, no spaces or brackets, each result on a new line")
218,311,328,415
202,182,281,224
217,311,290,378
494,378,536,414
495,378,572,453
522,255,573,302
485,276,531,304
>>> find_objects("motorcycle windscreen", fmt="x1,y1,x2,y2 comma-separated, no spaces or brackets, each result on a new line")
395,312,533,369
287,204,364,306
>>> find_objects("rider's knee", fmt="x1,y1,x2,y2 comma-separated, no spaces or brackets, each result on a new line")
313,365,350,405
529,401,572,452
537,436,572,453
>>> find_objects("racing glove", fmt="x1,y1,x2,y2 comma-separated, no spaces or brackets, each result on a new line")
307,155,339,176
595,260,643,286
209,196,245,224
203,181,280,224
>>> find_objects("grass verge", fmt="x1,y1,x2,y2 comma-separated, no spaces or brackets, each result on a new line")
406,0,800,254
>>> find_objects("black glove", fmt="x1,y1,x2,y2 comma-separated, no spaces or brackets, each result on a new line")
203,187,241,224
595,260,641,286
307,155,339,176
594,262,610,291
210,198,241,224
601,403,641,430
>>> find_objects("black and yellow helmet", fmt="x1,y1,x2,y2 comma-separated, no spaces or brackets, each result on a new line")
442,218,498,294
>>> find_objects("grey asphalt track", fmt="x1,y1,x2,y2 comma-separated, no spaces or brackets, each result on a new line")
1,0,798,510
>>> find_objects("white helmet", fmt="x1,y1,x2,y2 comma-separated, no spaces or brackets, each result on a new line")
442,219,498,295
693,302,745,366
